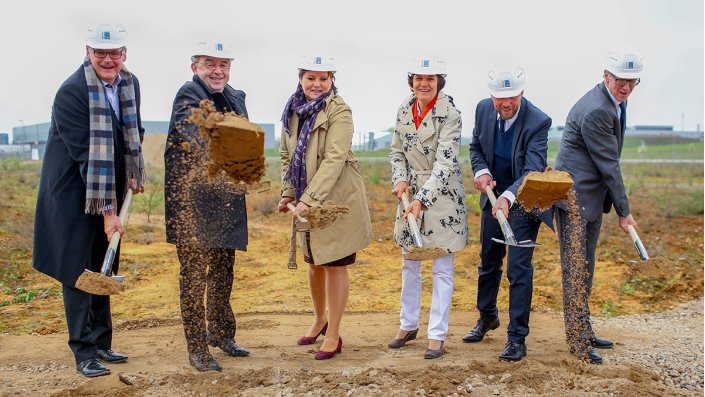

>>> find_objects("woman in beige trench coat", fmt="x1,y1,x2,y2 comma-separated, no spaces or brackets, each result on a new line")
387,57,468,359
278,55,372,360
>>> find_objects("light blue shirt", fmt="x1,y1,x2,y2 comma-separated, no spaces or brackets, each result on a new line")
102,74,122,120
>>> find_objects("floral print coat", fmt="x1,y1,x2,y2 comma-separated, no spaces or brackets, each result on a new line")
390,91,468,253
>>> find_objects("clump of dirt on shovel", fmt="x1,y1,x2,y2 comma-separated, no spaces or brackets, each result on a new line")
405,247,449,261
188,99,265,185
518,169,573,211
300,202,350,230
74,272,124,295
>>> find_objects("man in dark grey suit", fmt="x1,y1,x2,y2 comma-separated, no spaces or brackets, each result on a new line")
465,69,552,361
554,52,643,364
165,41,250,372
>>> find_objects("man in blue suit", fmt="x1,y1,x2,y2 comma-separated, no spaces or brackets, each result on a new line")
554,52,643,364
465,68,552,361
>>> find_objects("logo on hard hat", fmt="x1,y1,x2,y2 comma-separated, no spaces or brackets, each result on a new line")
314,57,322,64
627,61,634,69
215,43,223,51
102,31,110,40
422,60,430,68
503,79,511,88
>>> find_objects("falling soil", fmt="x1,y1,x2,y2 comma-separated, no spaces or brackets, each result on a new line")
405,247,449,261
73,271,124,296
188,99,265,185
298,202,350,231
518,169,574,211
559,189,592,359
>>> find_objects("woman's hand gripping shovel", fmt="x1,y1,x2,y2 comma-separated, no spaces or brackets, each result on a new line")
485,186,540,248
285,201,350,269
401,192,448,261
74,190,132,295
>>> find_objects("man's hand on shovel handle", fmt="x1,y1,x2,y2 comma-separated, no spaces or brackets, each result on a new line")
128,178,144,194
103,213,125,241
492,196,510,220
619,214,637,234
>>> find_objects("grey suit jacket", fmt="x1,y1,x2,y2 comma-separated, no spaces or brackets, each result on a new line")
554,83,630,222
469,96,553,229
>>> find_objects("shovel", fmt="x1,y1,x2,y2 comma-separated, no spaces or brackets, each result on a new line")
627,225,649,260
74,190,132,295
287,202,311,232
401,192,448,261
484,186,540,248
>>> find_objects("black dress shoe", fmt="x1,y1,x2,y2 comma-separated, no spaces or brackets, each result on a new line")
97,349,128,363
388,329,418,349
189,352,222,372
499,341,526,362
76,358,110,377
585,348,603,364
207,335,250,357
462,318,500,343
589,336,613,349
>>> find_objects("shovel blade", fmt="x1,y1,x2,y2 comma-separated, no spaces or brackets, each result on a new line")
74,270,125,296
491,237,541,248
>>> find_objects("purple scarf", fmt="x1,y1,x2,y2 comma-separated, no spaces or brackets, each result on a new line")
281,84,331,200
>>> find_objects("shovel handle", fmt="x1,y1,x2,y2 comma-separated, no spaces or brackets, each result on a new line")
627,224,649,260
100,189,133,276
401,192,424,248
484,185,509,225
286,202,309,223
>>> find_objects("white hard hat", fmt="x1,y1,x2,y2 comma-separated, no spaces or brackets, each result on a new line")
408,57,446,77
605,52,643,79
86,24,127,49
298,55,336,72
488,68,525,99
193,41,234,60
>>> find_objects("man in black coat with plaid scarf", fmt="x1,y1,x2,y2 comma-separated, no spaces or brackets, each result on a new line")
33,24,145,377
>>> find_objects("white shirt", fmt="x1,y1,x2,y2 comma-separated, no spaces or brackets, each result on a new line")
474,103,522,206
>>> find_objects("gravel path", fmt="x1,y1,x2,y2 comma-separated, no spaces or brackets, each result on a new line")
594,298,704,392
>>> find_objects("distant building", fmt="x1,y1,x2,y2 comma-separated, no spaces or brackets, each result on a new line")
0,133,8,145
11,120,277,159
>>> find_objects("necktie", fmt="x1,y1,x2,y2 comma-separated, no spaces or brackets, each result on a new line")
619,102,626,133
499,118,506,133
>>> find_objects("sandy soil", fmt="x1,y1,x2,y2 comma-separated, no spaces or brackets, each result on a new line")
1,309,701,397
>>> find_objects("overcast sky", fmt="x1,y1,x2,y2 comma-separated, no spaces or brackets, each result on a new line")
1,0,702,143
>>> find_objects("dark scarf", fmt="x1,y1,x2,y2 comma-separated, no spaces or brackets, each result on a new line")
281,84,331,200
83,58,145,214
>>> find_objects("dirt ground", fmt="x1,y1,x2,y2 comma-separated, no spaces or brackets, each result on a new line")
0,139,702,396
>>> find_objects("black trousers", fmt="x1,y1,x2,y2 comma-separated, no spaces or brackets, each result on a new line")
176,244,236,354
477,205,540,343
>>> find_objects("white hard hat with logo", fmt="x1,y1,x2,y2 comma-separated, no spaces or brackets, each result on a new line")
408,57,446,77
299,55,336,72
488,68,525,99
193,41,234,60
605,52,643,79
86,24,127,49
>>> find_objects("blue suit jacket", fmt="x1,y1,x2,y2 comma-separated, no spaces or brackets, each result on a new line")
469,96,553,229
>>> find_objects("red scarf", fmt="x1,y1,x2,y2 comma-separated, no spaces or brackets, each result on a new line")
412,94,438,129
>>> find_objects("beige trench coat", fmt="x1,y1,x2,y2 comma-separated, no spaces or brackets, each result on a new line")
390,91,468,253
280,94,373,264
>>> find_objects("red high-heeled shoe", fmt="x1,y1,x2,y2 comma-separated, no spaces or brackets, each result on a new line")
297,322,328,345
314,337,343,360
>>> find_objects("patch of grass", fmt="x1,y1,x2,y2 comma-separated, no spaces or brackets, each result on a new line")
620,282,637,295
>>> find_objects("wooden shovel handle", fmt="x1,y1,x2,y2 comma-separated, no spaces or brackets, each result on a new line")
484,185,509,225
101,189,133,276
286,202,308,223
401,192,421,236
627,225,639,243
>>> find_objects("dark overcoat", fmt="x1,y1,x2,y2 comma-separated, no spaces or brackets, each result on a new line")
33,66,144,286
164,76,249,250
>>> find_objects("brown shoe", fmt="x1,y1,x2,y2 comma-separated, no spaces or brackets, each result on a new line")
387,329,418,349
424,341,445,359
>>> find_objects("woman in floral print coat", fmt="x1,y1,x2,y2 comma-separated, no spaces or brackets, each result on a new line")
387,57,468,359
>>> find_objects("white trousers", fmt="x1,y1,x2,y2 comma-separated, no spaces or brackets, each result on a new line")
398,252,454,341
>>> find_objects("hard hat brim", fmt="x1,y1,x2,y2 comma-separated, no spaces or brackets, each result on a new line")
489,88,524,99
87,39,127,50
607,68,642,80
193,52,235,60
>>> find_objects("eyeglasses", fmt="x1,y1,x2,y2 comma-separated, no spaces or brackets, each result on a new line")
200,61,231,71
91,48,124,60
608,72,640,88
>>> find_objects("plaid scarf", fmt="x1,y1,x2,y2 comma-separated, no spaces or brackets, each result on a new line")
83,58,145,214
281,84,331,200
